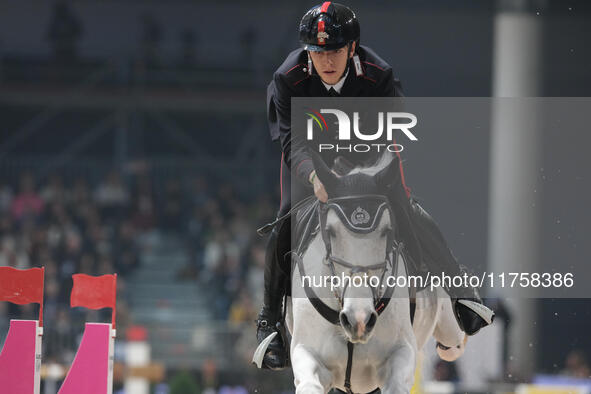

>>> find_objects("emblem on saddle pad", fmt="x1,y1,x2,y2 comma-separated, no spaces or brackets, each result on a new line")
351,206,370,225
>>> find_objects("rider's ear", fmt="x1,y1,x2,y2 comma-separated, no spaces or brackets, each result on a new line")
349,42,356,58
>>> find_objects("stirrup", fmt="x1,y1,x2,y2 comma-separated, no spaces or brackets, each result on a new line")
252,331,279,369
252,319,289,370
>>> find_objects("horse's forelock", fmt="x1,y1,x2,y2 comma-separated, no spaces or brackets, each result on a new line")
348,152,395,177
329,153,395,197
331,173,380,197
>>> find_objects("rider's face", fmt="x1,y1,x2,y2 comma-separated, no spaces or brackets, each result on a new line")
309,42,355,85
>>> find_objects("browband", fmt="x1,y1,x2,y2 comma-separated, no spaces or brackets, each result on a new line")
323,195,391,234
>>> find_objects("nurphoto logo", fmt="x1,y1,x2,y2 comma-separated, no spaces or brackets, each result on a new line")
306,109,418,153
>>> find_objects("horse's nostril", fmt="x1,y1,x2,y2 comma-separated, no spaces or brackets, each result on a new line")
366,312,377,331
339,312,351,329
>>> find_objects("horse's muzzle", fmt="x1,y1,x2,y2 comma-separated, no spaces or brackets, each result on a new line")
339,310,378,343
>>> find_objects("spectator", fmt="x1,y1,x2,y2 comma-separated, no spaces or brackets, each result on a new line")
44,307,77,364
433,360,460,382
228,288,256,326
94,170,130,218
113,220,139,276
161,179,183,231
41,174,67,204
0,183,13,213
11,172,44,222
561,350,591,378
245,242,265,308
131,175,157,231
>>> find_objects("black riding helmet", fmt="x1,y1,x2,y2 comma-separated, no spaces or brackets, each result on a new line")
299,2,360,52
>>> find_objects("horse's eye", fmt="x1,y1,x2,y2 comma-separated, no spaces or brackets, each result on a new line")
381,228,392,237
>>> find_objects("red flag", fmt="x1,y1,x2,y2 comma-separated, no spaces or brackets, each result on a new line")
0,266,44,305
0,266,45,326
71,273,117,328
71,274,117,311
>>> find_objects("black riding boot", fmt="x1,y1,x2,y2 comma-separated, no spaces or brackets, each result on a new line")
256,225,289,370
408,199,495,335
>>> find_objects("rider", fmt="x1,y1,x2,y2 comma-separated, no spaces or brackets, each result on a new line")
256,2,495,370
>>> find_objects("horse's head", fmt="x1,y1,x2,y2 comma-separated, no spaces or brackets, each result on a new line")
311,152,400,343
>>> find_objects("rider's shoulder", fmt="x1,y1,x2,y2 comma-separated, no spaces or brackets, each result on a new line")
356,45,394,82
273,49,310,89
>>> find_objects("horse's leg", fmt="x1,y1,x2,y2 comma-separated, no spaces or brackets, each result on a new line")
412,289,439,350
291,344,332,394
433,291,467,361
378,341,416,394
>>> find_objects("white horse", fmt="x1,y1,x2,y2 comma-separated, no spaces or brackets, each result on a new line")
286,154,468,394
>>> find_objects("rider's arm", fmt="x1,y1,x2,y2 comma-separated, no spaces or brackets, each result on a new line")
272,72,315,187
375,67,404,98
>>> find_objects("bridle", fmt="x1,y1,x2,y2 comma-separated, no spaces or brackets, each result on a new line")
318,194,397,310
295,194,403,325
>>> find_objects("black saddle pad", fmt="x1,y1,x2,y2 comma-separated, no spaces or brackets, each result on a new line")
293,197,320,256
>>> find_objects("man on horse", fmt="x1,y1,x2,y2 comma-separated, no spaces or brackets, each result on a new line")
257,2,495,370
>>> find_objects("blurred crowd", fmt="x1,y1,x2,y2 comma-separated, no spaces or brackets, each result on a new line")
184,179,272,323
0,169,141,364
0,167,276,369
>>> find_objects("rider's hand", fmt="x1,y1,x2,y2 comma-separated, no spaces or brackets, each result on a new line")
309,170,328,203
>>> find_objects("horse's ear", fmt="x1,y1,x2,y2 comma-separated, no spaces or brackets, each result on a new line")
310,150,338,192
375,155,400,189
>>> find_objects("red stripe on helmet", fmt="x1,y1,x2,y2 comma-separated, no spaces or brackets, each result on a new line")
318,20,325,33
320,2,331,13
317,20,326,45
